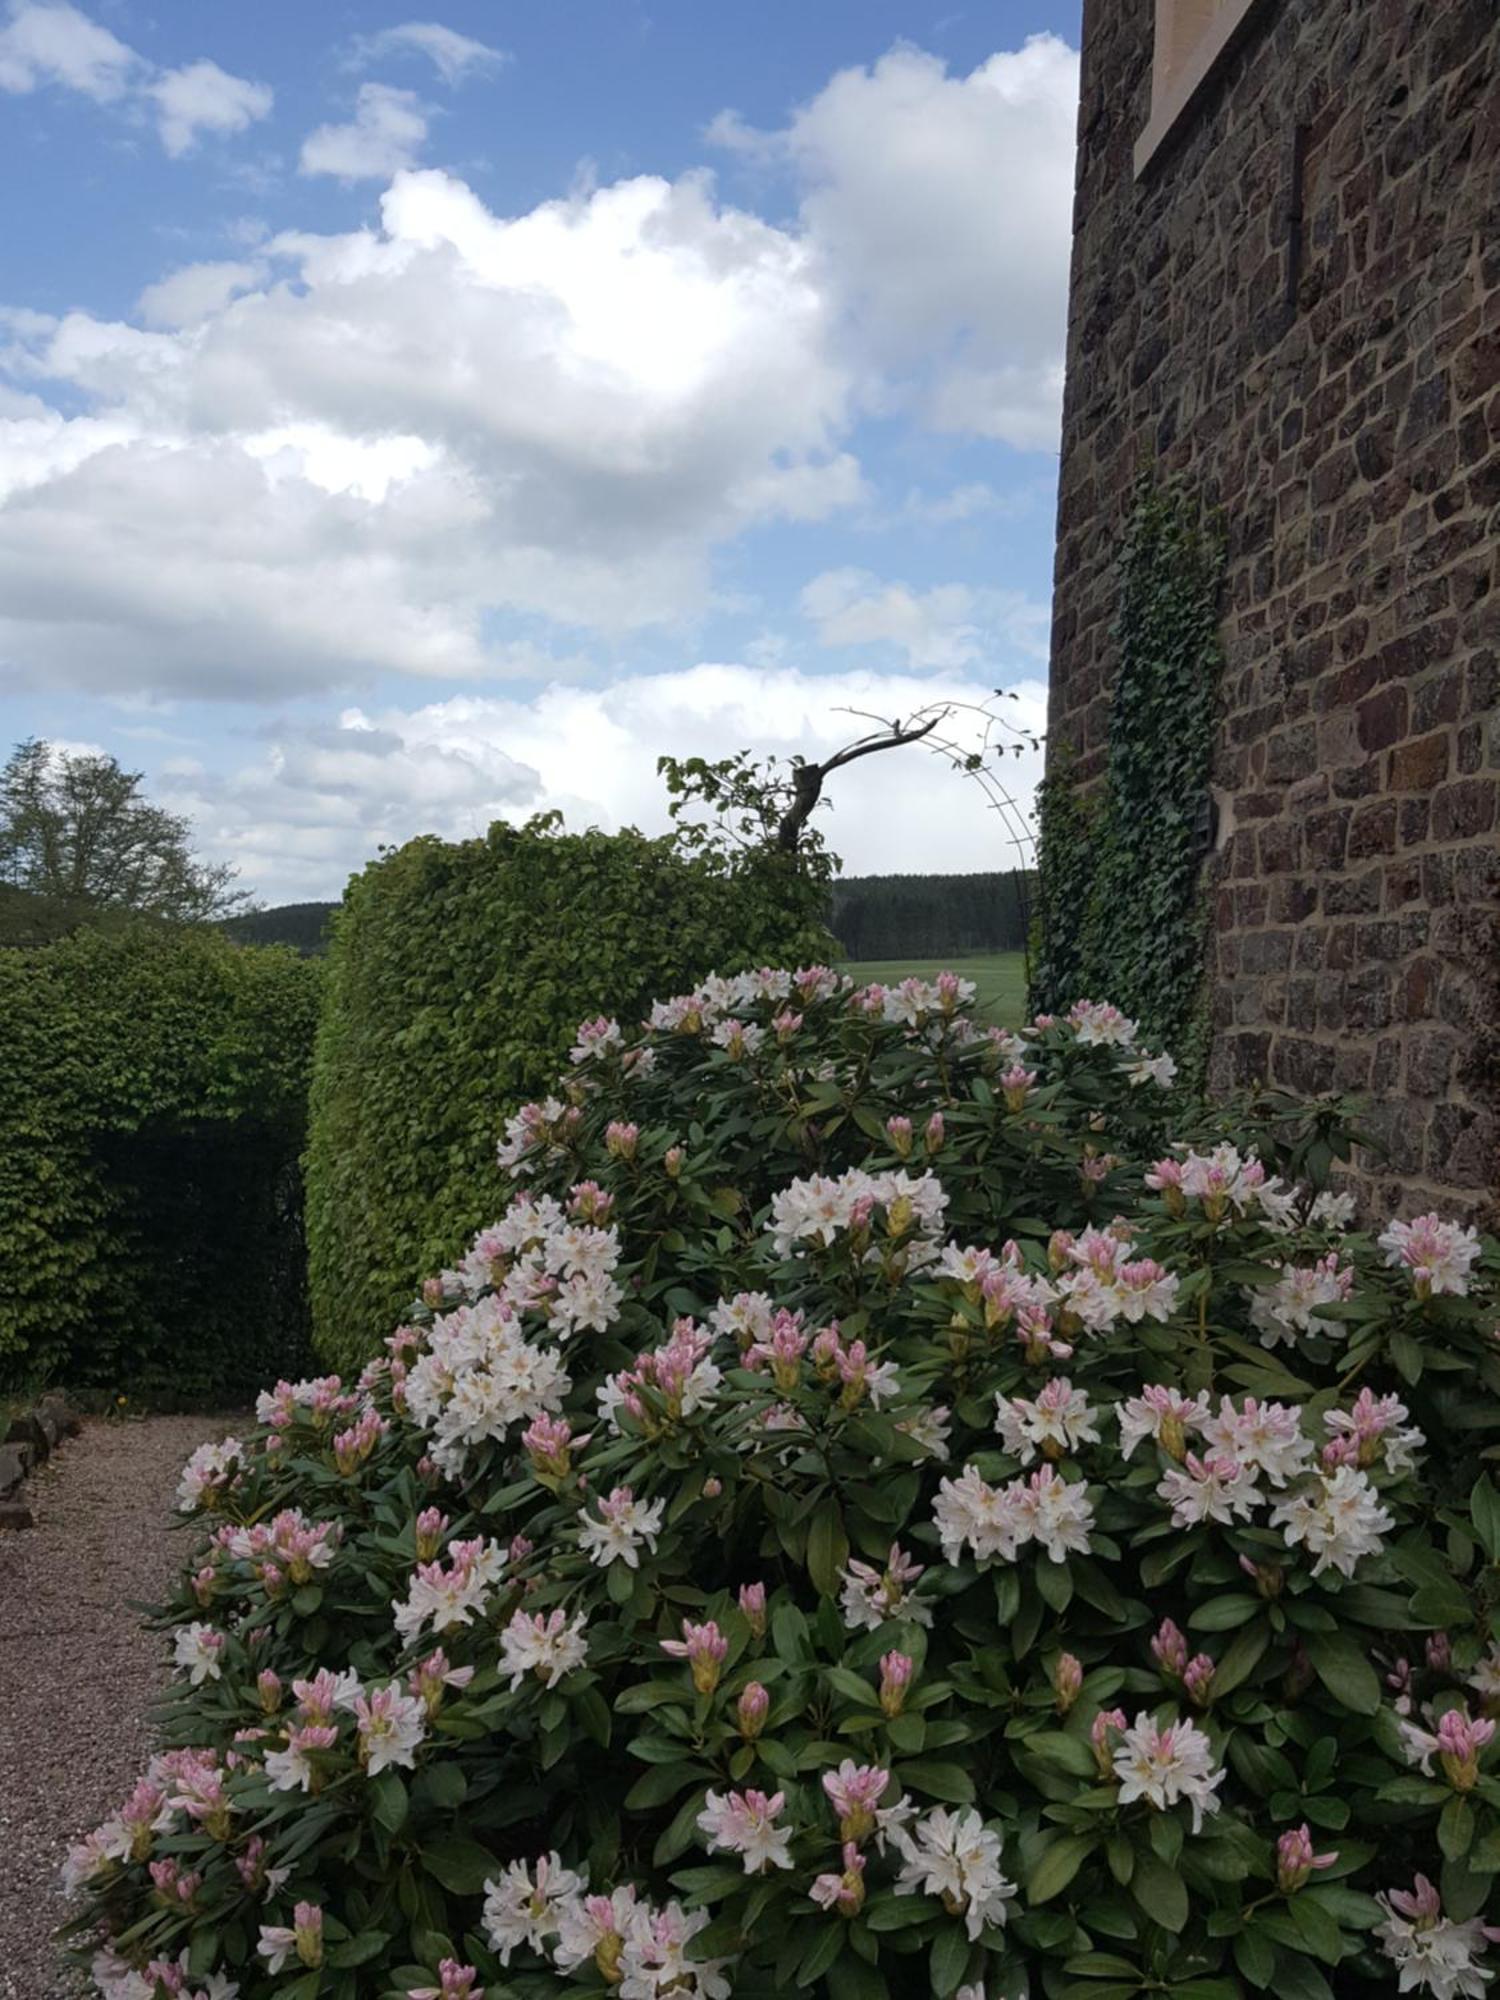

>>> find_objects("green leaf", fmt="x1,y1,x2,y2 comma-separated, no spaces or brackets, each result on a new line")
1028,1833,1097,1904
368,1769,408,1833
1471,1476,1500,1563
1440,1796,1475,1860
326,1931,390,1969
420,1836,501,1895
1036,1556,1074,1613
1233,1925,1276,1986
1211,1617,1270,1696
1302,1630,1381,1715
1128,1849,1186,1934
1188,1593,1260,1631
895,1761,975,1806
929,1924,971,1997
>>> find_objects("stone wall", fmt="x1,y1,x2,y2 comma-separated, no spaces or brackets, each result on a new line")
1048,0,1499,1220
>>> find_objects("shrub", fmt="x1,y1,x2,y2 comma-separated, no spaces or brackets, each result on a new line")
304,817,830,1371
72,972,1500,2000
0,924,319,1398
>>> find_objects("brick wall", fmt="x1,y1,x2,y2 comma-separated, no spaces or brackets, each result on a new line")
1048,0,1499,1220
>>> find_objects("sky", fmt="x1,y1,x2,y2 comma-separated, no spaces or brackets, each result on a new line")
0,0,1084,904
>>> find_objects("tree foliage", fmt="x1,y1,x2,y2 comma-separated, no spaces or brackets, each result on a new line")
0,737,251,942
0,924,319,1396
829,871,1032,960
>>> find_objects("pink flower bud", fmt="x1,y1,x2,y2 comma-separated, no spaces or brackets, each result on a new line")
664,1144,684,1178
737,1681,770,1740
885,1115,913,1159
1053,1651,1084,1714
1276,1823,1338,1894
1183,1654,1215,1707
924,1111,945,1155
1091,1707,1126,1778
879,1650,915,1718
1426,1632,1453,1673
739,1582,767,1638
1150,1618,1189,1679
256,1669,283,1714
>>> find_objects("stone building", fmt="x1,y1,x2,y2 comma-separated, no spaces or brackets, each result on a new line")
1046,0,1499,1218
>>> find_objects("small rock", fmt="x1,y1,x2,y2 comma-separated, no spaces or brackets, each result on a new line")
35,1393,80,1439
0,1497,35,1530
0,1442,31,1497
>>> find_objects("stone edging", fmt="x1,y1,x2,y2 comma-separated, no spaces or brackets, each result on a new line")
0,1393,82,1529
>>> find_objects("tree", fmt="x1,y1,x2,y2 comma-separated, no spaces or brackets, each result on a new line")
0,738,252,940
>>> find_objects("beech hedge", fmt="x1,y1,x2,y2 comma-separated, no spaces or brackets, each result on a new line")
0,924,319,1397
304,818,829,1371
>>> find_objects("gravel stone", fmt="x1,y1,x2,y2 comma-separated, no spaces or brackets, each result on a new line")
0,1414,229,1999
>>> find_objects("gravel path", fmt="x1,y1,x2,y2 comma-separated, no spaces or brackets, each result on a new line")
0,1414,227,2000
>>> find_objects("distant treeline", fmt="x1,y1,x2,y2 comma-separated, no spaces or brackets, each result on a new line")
221,901,338,954
828,870,1033,960
219,872,1034,963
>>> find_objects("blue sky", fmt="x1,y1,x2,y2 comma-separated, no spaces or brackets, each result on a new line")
0,0,1082,901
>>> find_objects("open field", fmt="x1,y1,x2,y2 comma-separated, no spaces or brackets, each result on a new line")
843,951,1028,1025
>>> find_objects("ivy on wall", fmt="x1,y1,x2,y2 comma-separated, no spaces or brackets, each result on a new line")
1032,477,1225,1076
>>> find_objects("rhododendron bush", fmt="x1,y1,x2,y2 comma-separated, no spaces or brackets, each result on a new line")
70,972,1500,2000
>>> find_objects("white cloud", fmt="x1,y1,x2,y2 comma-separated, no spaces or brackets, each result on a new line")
800,567,1050,672
710,36,1076,449
0,34,1078,703
149,59,273,157
0,167,857,695
0,1,136,99
0,2,271,153
352,21,507,86
162,663,1047,902
300,82,429,181
136,259,265,329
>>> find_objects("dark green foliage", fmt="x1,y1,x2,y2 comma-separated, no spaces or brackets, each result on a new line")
1033,477,1224,1076
828,869,1033,960
221,900,337,955
305,814,830,1369
0,925,320,1398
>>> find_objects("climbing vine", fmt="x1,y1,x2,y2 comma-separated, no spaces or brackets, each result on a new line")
1032,477,1224,1080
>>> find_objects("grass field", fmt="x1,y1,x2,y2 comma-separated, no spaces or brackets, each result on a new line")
844,952,1028,1025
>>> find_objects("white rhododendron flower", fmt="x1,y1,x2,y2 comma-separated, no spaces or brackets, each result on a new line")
175,1439,243,1513
895,1807,1017,1939
696,1788,794,1873
1112,1712,1225,1830
1270,1465,1394,1577
172,1623,225,1686
482,1853,582,1965
577,1487,665,1569
499,1608,590,1690
994,1377,1100,1463
1379,1213,1482,1298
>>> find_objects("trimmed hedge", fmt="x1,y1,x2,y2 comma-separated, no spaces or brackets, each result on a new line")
0,925,320,1398
305,816,829,1370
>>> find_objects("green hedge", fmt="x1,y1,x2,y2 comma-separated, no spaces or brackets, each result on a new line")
305,815,829,1370
0,925,320,1398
